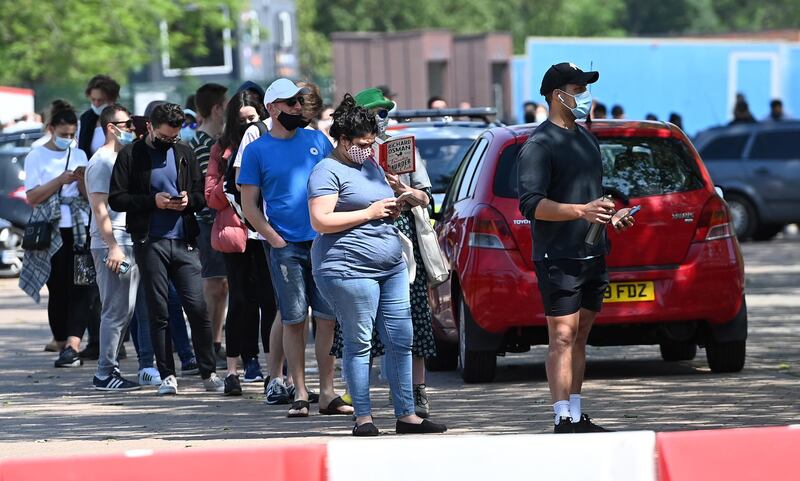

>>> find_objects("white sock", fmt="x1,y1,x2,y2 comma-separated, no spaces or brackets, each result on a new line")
553,400,571,424
569,394,582,423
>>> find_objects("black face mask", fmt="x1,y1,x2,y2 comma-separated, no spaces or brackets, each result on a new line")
277,111,310,131
150,134,173,152
524,112,536,123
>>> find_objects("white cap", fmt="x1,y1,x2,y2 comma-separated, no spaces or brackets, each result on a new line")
263,78,309,106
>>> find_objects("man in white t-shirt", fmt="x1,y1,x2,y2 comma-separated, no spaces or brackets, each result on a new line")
85,105,155,391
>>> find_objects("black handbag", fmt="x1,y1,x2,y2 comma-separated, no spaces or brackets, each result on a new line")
21,148,71,251
73,208,96,287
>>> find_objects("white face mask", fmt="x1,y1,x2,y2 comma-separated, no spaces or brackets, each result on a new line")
318,119,333,133
91,103,108,116
346,143,373,165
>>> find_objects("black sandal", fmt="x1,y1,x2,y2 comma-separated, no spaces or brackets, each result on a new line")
287,400,310,418
352,423,380,437
319,396,352,415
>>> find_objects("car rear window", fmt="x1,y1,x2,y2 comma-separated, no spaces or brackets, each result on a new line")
416,138,474,193
494,137,705,199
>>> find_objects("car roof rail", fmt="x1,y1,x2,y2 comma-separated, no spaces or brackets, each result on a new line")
390,108,502,125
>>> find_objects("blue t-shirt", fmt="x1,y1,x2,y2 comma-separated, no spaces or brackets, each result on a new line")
308,157,404,279
238,129,333,242
148,146,184,240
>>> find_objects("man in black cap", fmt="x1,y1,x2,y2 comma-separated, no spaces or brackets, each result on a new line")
516,62,635,434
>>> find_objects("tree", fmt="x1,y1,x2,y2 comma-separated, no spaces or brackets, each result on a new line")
0,0,241,87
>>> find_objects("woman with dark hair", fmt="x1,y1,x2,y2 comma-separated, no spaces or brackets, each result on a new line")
308,94,447,436
206,89,278,395
20,100,94,368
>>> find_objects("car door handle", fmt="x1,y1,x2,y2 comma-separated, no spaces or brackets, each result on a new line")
754,168,770,175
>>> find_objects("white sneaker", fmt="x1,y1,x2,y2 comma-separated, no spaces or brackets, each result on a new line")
138,368,162,386
203,372,225,393
157,375,178,395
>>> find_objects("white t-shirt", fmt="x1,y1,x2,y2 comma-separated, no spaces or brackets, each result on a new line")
86,147,131,247
75,121,106,158
24,146,89,228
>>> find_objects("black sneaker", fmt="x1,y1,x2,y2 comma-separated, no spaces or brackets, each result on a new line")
55,347,83,368
553,416,575,434
224,374,242,396
93,372,140,391
79,343,100,360
181,358,200,376
574,414,612,433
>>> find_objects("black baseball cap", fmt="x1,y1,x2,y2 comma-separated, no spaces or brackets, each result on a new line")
540,62,599,96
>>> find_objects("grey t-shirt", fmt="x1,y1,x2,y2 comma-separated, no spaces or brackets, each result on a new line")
86,147,132,247
308,157,404,279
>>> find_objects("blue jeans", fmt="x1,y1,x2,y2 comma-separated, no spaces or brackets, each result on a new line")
129,282,155,371
167,281,195,363
266,241,334,325
317,269,415,418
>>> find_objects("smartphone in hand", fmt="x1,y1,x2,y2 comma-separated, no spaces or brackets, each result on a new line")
396,191,414,203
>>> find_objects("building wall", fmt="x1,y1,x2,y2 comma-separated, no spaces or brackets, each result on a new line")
512,37,800,135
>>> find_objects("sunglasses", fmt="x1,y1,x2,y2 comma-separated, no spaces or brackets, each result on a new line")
277,96,305,107
376,109,390,119
111,120,133,129
182,121,198,129
154,133,180,144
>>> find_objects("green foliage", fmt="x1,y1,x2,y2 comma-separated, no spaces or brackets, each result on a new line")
0,0,241,86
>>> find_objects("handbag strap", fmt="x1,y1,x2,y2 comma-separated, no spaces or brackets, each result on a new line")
58,147,72,201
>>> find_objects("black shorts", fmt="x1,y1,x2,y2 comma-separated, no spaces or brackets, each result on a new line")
197,221,227,279
533,257,610,317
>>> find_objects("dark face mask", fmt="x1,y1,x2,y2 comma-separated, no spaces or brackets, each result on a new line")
150,134,174,152
277,111,310,131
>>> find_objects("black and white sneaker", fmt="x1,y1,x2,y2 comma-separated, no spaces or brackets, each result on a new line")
574,414,612,433
553,416,575,434
93,372,141,391
55,347,83,368
224,374,242,396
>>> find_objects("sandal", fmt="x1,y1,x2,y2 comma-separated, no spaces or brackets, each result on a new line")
287,400,310,418
319,396,353,415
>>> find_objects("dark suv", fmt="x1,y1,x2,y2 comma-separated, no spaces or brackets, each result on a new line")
693,121,800,240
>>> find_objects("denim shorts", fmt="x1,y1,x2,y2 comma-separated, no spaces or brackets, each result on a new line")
265,240,335,325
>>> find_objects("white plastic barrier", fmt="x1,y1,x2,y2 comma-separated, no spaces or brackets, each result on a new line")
328,431,656,481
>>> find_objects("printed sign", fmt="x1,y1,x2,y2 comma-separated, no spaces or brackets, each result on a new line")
376,134,416,174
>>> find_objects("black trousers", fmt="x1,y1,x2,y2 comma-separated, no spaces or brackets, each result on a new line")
134,238,216,379
223,239,277,359
47,228,100,342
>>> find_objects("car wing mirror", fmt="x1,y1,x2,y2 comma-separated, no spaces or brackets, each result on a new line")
714,185,724,199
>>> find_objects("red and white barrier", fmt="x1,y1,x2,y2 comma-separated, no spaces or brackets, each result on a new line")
1,426,798,481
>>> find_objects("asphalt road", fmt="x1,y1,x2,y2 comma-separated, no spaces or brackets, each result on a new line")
0,234,798,458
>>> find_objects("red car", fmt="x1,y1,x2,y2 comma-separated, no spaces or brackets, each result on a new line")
427,120,747,383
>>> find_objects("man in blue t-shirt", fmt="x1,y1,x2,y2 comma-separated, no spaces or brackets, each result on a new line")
239,78,352,418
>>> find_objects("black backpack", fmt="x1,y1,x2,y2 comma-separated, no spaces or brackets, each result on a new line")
223,121,268,231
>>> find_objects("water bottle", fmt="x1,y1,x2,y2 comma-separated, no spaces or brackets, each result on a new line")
584,195,613,246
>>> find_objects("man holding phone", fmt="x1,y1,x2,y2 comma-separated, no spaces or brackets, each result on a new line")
516,63,635,434
109,103,223,395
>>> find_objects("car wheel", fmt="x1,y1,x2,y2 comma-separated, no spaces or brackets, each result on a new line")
705,340,746,373
752,223,784,242
659,342,697,362
725,194,757,240
457,297,496,383
425,336,458,371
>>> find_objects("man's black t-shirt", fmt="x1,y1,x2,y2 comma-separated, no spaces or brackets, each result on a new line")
516,120,608,261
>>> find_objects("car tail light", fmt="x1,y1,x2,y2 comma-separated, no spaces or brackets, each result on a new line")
468,204,518,250
9,186,28,204
693,195,733,242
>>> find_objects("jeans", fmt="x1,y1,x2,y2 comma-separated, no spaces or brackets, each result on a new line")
167,282,195,363
316,269,415,418
266,241,334,325
91,246,139,378
223,239,276,359
134,239,216,380
128,284,155,371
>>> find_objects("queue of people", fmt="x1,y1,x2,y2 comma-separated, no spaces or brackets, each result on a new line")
20,74,447,436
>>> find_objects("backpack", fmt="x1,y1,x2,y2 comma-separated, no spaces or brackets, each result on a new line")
223,121,268,231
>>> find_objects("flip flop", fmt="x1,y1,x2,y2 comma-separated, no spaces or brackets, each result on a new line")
287,400,310,418
319,396,353,415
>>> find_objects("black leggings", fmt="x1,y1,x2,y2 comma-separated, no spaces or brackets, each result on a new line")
47,228,100,342
223,239,277,359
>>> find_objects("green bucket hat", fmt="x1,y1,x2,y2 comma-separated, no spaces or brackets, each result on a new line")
354,87,395,110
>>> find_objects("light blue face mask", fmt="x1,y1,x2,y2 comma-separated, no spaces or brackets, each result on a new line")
54,136,72,150
116,129,136,145
91,103,108,116
558,90,593,120
180,126,196,143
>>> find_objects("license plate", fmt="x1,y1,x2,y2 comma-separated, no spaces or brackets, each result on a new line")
604,281,655,303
